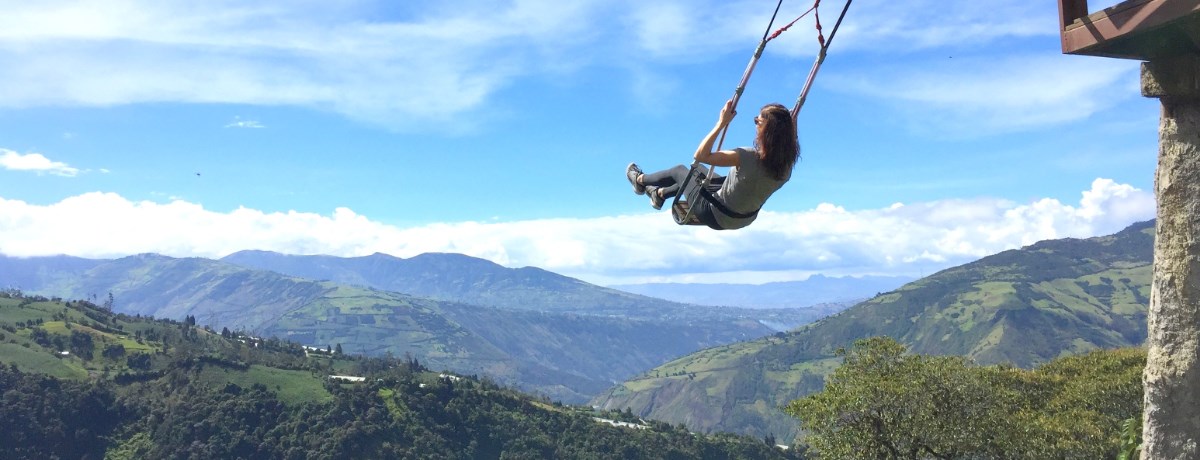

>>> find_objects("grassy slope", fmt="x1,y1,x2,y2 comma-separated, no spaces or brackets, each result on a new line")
0,297,333,405
592,221,1155,443
0,296,334,403
260,286,517,378
0,342,87,379
194,365,333,405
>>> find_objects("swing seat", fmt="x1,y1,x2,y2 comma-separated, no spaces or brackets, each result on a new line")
671,166,712,226
671,165,762,227
671,200,705,226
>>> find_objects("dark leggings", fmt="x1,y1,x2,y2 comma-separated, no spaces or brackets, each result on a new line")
642,165,725,230
642,165,726,198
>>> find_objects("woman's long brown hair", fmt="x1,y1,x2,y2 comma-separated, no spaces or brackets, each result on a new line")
755,103,799,181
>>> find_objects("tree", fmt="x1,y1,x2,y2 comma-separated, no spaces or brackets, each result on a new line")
29,328,52,348
786,337,1014,459
69,331,95,360
786,337,1144,459
102,343,127,359
126,353,151,370
335,343,343,355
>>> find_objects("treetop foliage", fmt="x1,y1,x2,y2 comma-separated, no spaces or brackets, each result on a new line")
786,337,1144,459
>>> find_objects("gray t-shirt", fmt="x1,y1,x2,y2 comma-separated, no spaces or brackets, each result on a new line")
712,147,790,229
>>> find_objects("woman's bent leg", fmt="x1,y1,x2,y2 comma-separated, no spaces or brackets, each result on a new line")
640,165,690,187
641,165,691,199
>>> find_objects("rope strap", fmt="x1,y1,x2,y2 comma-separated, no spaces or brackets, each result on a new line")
791,0,852,120
815,2,825,48
767,1,819,43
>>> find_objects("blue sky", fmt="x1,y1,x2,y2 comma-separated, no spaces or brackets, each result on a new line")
0,0,1157,285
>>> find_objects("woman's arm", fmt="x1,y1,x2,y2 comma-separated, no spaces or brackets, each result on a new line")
693,99,742,168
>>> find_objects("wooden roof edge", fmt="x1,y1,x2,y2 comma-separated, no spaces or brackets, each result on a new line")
1059,0,1200,58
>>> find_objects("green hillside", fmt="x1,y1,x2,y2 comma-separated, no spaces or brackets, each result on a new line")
592,220,1155,442
0,292,797,459
0,254,779,402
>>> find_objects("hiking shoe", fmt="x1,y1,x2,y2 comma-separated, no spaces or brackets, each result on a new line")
626,163,645,195
646,186,664,210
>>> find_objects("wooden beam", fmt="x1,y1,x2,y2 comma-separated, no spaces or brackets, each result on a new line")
1059,0,1090,30
1062,0,1200,59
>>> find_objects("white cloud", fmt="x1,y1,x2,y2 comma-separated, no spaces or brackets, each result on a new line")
623,0,1054,60
225,117,265,129
0,0,606,130
625,0,766,60
815,0,1051,54
0,179,1154,285
0,149,80,177
832,54,1139,136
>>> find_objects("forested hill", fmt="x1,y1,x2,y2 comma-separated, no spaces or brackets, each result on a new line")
0,293,798,459
592,220,1155,442
222,250,680,314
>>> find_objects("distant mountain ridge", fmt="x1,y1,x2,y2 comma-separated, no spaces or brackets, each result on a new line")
592,220,1155,442
0,254,105,294
218,250,841,328
610,274,914,309
222,250,671,314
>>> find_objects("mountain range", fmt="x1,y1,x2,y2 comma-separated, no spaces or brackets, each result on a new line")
3,220,1154,438
0,251,841,402
591,220,1155,442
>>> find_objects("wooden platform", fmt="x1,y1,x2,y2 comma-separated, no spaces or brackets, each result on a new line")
1059,0,1200,60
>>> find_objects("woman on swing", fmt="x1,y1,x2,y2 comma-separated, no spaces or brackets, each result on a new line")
626,99,799,230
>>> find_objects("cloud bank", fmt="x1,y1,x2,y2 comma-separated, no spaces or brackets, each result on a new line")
0,178,1154,285
0,149,80,177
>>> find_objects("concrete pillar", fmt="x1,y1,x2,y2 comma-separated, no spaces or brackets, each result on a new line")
1142,55,1200,460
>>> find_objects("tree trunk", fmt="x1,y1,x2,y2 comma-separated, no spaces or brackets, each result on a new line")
1141,56,1200,460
